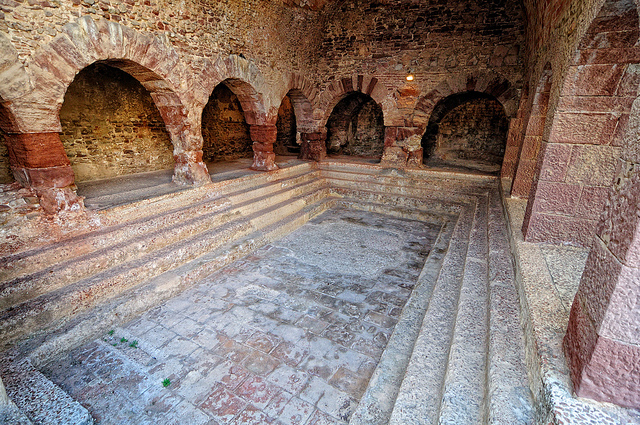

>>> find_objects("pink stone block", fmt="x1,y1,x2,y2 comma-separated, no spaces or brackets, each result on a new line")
538,143,572,182
600,264,640,343
531,181,582,215
523,212,597,247
575,186,611,220
549,112,619,146
577,336,640,409
576,239,622,327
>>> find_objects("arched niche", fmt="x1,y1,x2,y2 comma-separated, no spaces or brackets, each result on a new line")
0,103,14,184
422,91,509,172
274,94,299,156
326,92,384,158
59,62,175,183
201,82,253,164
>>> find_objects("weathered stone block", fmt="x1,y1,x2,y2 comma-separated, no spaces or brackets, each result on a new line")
5,133,70,169
251,150,278,171
531,181,581,215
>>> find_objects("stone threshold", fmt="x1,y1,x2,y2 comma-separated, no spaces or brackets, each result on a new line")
501,181,640,425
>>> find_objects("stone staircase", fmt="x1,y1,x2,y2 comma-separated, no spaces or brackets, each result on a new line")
0,160,534,424
323,162,533,425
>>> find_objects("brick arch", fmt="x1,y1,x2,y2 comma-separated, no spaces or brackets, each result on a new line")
420,90,510,169
195,55,269,127
281,73,318,133
411,71,519,131
24,16,187,136
318,75,387,126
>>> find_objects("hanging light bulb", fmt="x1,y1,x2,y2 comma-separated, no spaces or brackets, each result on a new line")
406,74,414,81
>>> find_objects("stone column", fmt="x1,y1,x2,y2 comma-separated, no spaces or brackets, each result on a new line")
250,125,279,171
380,127,423,168
5,132,83,214
298,131,327,162
173,149,210,186
564,161,640,408
171,128,211,186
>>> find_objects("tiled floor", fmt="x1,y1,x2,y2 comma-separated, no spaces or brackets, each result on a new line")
42,208,441,424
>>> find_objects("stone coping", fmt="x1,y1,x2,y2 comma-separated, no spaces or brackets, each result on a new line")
501,182,640,424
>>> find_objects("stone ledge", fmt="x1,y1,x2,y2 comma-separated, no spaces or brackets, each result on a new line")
502,180,640,424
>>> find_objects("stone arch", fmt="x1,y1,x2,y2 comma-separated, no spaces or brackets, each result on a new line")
25,16,187,135
0,34,31,111
283,73,320,133
511,64,553,198
0,33,33,185
319,75,387,126
411,71,519,132
420,91,510,172
325,91,385,158
523,0,639,246
201,80,255,163
59,61,176,182
194,55,270,128
13,16,208,189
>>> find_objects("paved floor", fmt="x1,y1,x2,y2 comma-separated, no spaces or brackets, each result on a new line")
41,208,440,424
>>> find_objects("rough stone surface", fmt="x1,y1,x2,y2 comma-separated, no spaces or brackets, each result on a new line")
60,62,175,182
39,208,440,424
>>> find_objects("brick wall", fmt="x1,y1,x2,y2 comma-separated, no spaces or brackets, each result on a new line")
59,63,174,182
202,84,253,162
318,0,524,91
431,98,508,166
0,0,321,80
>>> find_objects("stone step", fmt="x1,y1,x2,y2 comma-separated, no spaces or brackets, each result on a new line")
0,185,330,349
388,201,475,425
23,196,336,366
0,401,33,425
334,197,454,224
437,194,490,424
350,212,456,425
0,173,324,311
0,163,317,262
319,162,496,193
330,186,466,216
484,190,533,424
1,357,91,425
0,166,320,284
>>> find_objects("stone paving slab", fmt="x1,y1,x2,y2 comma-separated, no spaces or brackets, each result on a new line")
40,207,441,424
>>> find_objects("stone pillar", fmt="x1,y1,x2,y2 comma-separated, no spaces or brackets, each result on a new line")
173,149,210,186
250,125,279,171
564,161,640,408
380,127,423,168
298,131,327,162
5,132,83,214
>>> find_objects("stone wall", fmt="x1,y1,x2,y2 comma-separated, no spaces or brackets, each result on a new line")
0,0,321,79
317,0,524,103
59,63,174,182
432,98,508,166
274,95,298,155
202,84,253,162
